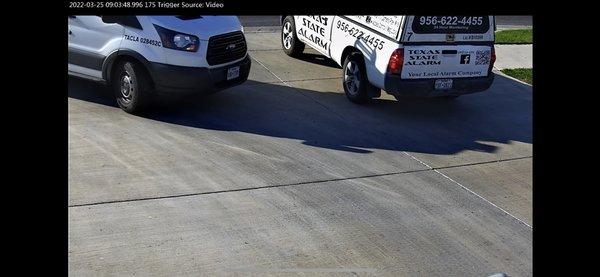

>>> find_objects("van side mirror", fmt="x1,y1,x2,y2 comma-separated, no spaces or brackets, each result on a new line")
101,16,143,29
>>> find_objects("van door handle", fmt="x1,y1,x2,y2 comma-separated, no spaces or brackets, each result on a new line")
68,30,73,35
442,50,457,54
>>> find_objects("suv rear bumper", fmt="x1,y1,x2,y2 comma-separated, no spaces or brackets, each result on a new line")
147,55,251,96
384,72,494,97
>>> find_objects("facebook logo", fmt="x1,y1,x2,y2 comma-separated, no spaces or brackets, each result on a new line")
460,54,471,64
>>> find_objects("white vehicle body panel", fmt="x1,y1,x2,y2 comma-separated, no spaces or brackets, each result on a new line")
294,16,335,57
329,16,403,89
68,16,125,57
67,64,103,79
117,16,166,65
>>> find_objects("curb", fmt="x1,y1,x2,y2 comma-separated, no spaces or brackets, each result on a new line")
493,69,532,87
496,26,533,30
495,43,533,45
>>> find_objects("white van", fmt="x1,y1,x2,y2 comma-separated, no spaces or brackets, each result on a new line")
281,16,496,103
68,16,251,113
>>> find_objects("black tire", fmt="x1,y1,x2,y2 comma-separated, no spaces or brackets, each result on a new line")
112,60,150,114
281,16,305,57
342,52,378,104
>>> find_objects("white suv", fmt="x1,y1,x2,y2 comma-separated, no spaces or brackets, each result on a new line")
281,15,496,103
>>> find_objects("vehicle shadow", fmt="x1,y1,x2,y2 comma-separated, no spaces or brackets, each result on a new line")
68,76,118,107
295,52,342,69
68,74,532,155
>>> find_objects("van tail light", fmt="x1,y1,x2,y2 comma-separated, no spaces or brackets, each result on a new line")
388,48,404,75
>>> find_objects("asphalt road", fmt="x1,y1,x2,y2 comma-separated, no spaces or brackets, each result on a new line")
68,32,532,276
239,15,533,28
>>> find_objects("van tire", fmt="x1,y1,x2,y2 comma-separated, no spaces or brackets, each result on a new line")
112,61,149,114
342,53,375,104
281,16,304,57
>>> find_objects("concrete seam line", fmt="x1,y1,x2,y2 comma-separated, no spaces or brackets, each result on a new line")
69,169,427,208
283,77,341,83
68,156,532,208
244,30,278,34
433,168,533,229
250,56,347,122
494,43,533,45
401,151,532,229
251,56,292,87
431,155,531,170
248,49,286,52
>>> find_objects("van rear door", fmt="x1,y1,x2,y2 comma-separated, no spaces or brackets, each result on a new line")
399,16,494,80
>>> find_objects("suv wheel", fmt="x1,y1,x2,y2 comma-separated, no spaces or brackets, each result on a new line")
342,53,378,104
281,16,305,57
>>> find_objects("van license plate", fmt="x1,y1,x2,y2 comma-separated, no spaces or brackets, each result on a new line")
227,66,240,80
435,79,453,90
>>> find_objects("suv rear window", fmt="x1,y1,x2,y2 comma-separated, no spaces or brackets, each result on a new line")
412,16,490,34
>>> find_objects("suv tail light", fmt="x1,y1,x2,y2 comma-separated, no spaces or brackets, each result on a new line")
489,47,496,73
388,48,404,75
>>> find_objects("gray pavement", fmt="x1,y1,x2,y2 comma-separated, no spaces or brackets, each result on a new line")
68,32,532,276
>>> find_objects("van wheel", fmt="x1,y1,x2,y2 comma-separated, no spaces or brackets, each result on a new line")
113,61,149,114
343,53,376,104
281,16,304,57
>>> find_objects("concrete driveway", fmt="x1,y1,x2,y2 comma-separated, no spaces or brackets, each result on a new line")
68,32,532,276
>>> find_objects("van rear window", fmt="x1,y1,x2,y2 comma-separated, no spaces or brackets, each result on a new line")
412,16,490,34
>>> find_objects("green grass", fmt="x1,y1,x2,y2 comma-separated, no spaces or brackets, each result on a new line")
501,68,532,84
495,29,533,44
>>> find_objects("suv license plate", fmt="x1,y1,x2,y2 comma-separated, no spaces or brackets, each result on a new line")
435,79,453,90
227,66,240,80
